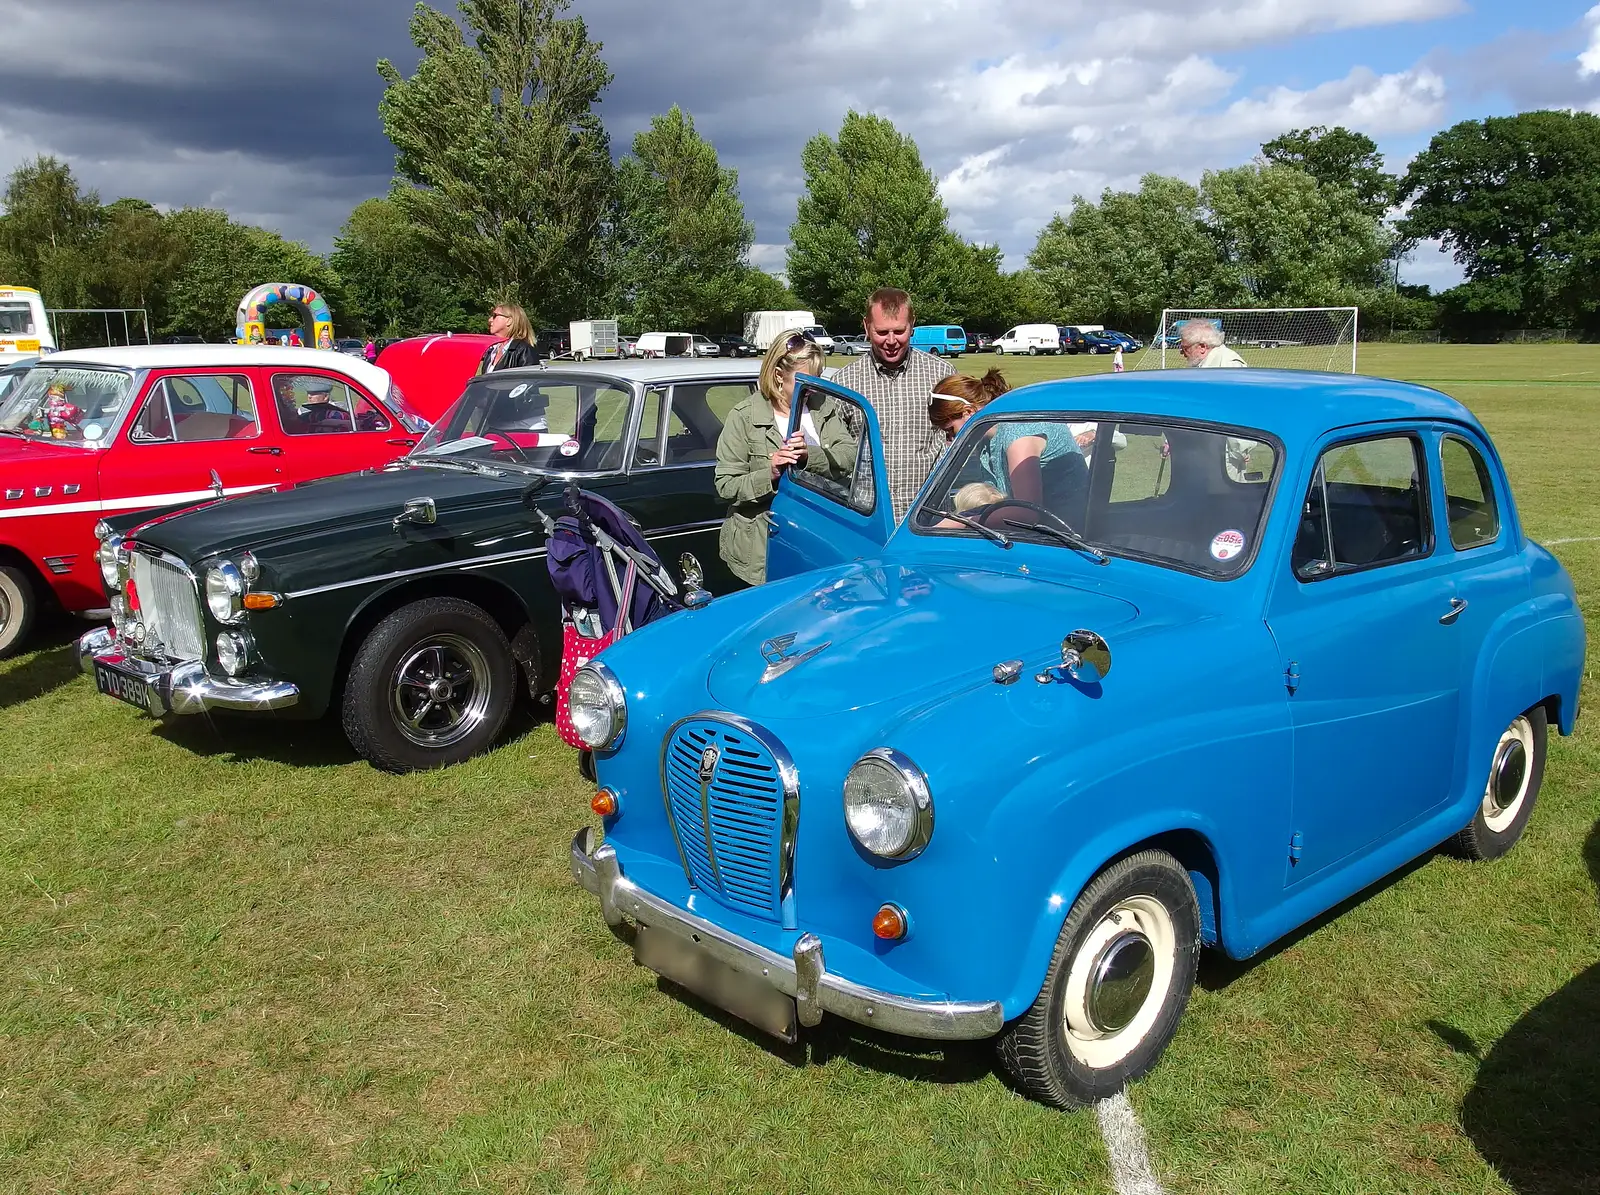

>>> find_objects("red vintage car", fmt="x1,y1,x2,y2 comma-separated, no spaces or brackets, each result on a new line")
376,333,499,421
0,343,429,656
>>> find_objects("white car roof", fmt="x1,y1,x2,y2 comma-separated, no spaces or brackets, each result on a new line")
42,343,393,395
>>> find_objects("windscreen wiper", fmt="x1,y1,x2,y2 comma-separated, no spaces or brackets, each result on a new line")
933,508,1011,548
408,456,506,479
1003,518,1108,564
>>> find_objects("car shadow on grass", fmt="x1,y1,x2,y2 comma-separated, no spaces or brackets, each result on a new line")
1451,819,1599,1194
1195,851,1439,992
0,641,79,711
152,712,362,769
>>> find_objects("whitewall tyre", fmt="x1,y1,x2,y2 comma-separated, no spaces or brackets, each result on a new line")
997,850,1200,1109
0,565,36,658
1450,706,1547,861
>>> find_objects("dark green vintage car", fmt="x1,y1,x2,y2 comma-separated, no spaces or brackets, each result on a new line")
76,359,760,771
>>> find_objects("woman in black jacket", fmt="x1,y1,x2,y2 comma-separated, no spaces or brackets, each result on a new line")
479,302,541,373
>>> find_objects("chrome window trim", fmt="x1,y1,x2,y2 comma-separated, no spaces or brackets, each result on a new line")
623,374,760,476
129,371,261,447
1438,430,1502,552
659,710,801,901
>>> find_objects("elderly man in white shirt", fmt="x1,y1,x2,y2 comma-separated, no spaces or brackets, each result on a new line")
1178,322,1256,480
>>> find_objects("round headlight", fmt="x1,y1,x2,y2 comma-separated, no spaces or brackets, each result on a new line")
97,533,123,590
216,631,251,676
568,662,626,751
94,519,113,542
843,748,933,860
204,562,245,624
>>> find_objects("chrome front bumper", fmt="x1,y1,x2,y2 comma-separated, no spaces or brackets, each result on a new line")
569,827,1004,1041
76,627,300,715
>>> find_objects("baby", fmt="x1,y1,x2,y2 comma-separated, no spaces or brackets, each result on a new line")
953,481,1004,512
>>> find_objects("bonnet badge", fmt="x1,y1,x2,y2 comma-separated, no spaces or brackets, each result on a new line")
697,745,720,782
759,633,832,683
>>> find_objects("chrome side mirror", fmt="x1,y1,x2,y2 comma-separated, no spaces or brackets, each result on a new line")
679,552,712,609
394,496,437,530
1037,629,1111,685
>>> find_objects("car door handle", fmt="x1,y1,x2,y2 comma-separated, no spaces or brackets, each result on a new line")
386,437,418,448
248,445,282,456
1439,597,1467,625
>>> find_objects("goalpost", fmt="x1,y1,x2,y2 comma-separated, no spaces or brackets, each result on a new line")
1133,307,1359,373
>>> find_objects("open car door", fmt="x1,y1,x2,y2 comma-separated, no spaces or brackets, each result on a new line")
765,376,895,581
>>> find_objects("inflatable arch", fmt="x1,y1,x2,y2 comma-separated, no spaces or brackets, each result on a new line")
236,283,335,349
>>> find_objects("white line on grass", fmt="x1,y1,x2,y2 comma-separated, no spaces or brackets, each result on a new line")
1096,1092,1167,1195
1546,536,1600,546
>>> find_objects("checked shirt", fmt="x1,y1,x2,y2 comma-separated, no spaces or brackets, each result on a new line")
833,348,954,520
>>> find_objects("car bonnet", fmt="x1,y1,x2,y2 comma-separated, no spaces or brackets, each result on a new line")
704,560,1139,720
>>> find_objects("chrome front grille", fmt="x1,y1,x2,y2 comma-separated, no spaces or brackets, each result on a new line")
661,715,797,923
129,551,205,662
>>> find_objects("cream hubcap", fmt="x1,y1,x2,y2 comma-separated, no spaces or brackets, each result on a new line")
1482,715,1534,833
1062,894,1176,1068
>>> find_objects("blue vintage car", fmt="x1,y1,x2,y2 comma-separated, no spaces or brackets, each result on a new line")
566,369,1586,1108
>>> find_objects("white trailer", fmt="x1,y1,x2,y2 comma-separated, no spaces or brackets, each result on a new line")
743,310,815,351
569,319,619,360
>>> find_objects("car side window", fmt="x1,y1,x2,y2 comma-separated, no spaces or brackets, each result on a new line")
273,374,390,436
1440,434,1500,550
786,383,874,515
1292,434,1430,580
130,374,259,444
666,382,748,465
633,386,667,467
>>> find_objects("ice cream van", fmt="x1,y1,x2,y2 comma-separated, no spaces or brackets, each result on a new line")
0,287,54,359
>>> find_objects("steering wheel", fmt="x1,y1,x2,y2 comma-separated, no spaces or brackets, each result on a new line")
970,498,1086,540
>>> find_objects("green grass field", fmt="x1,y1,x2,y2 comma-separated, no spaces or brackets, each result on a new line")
3,345,1596,1194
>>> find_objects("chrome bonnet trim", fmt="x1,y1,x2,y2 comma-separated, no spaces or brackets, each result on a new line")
570,828,1002,1041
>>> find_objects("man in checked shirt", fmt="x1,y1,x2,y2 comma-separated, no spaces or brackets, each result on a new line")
831,287,954,520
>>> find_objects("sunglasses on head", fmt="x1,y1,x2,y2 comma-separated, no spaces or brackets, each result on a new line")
783,330,817,352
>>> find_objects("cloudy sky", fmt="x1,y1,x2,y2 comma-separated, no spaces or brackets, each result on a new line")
3,0,1599,294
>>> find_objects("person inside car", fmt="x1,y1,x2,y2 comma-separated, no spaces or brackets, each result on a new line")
926,368,1084,509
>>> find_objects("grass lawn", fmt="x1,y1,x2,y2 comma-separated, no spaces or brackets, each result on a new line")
3,345,1596,1194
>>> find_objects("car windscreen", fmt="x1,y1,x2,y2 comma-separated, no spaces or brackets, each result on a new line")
0,364,137,447
410,371,632,473
912,414,1280,578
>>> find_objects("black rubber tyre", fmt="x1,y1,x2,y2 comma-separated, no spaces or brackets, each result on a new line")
1029,346,1039,356
0,565,36,658
997,850,1200,1109
342,597,516,773
1449,705,1547,861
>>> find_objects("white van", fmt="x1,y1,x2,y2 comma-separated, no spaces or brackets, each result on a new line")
743,310,816,351
0,286,54,360
994,324,1061,356
635,331,694,358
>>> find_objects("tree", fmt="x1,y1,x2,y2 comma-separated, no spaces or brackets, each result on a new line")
1399,110,1600,330
377,0,615,322
1202,163,1392,305
97,198,183,320
787,111,967,327
1261,126,1397,218
0,155,103,306
1029,174,1226,331
332,197,477,336
613,106,755,331
162,208,346,340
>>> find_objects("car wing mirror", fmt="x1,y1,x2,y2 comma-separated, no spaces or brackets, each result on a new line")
1037,629,1111,685
394,496,437,530
679,552,712,609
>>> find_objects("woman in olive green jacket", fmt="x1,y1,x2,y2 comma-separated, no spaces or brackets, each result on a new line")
714,331,858,585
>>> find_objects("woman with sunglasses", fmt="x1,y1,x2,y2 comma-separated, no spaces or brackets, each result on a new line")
926,368,1084,509
714,330,856,585
478,301,541,374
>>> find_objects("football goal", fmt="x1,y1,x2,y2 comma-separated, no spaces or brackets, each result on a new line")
1133,307,1358,373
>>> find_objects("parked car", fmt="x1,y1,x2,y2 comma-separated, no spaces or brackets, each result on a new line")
832,335,869,355
910,325,968,356
374,333,500,422
1082,331,1123,354
0,344,427,658
716,335,758,358
76,359,765,772
636,332,694,358
802,325,835,352
1058,326,1089,355
1100,330,1144,352
536,327,572,358
966,332,994,353
994,324,1061,355
335,338,367,357
691,335,721,358
566,368,1585,1109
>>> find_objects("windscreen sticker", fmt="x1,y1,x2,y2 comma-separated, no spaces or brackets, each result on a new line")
1210,529,1246,561
559,438,581,457
82,423,103,441
510,383,529,397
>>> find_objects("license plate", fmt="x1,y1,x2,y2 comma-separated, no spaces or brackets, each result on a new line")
635,924,798,1043
94,661,153,712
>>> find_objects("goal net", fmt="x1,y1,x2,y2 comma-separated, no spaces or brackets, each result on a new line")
1132,307,1358,373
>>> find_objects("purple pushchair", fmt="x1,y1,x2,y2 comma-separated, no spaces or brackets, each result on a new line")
541,484,684,752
